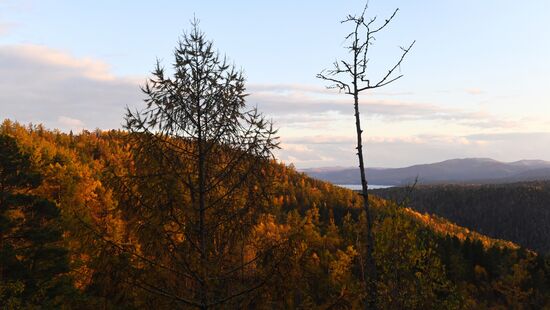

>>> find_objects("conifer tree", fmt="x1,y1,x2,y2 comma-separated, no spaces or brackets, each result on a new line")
118,20,280,308
0,134,75,307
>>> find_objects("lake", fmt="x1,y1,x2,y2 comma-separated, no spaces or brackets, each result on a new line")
336,184,394,190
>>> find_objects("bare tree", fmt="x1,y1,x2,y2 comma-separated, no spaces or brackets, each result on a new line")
317,3,414,309
116,20,281,309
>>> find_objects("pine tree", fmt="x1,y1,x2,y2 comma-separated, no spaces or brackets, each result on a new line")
0,134,76,307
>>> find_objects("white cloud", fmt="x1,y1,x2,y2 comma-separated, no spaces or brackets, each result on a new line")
248,84,518,129
1,45,547,168
1,44,116,80
0,44,143,132
278,132,550,168
248,83,331,94
57,116,85,131
276,142,336,167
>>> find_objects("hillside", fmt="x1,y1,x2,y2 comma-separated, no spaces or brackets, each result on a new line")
1,120,549,308
373,182,550,254
302,158,550,185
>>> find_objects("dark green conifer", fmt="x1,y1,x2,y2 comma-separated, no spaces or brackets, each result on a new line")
0,134,76,308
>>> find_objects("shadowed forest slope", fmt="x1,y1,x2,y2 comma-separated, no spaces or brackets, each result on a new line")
373,183,550,255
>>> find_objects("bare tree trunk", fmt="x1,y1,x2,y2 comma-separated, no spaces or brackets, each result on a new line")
318,4,414,309
353,77,377,309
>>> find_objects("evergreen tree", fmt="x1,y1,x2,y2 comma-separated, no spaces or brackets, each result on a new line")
0,134,75,308
117,20,279,308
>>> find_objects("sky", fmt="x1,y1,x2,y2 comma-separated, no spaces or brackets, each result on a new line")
1,0,549,168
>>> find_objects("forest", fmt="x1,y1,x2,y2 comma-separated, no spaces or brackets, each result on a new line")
1,120,549,309
373,182,550,255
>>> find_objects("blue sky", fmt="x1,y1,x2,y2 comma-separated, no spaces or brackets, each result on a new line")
1,0,549,168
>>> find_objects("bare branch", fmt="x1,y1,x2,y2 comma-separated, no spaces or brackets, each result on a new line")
369,8,399,35
341,60,353,73
357,40,415,92
316,72,351,94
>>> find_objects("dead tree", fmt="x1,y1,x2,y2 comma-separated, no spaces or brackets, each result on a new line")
317,4,414,309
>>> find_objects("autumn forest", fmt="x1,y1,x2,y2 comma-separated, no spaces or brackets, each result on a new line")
1,6,550,310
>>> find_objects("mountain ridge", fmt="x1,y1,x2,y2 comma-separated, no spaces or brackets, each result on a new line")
301,157,550,185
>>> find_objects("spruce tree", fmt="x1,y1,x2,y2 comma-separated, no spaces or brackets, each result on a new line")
0,134,75,307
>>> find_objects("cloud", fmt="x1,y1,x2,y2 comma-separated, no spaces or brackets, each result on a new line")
283,135,355,145
248,83,331,94
283,135,429,145
2,45,545,169
467,132,550,142
0,44,143,132
0,45,516,134
57,116,85,131
465,88,485,95
248,83,414,97
278,132,550,168
1,45,117,80
248,84,517,129
276,142,342,167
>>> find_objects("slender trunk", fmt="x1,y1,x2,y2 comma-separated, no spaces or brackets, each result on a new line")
198,138,207,309
197,85,208,309
353,59,377,309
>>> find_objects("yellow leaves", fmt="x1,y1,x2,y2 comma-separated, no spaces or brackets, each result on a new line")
371,205,457,309
71,253,93,289
329,246,358,284
272,195,284,207
4,119,547,308
253,214,290,243
0,121,138,292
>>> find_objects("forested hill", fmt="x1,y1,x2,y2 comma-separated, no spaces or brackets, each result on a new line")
373,182,550,254
1,120,549,308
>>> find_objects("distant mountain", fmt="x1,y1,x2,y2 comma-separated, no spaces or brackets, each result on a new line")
301,158,550,185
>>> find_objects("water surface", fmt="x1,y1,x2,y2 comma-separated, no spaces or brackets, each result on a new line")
337,184,393,190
